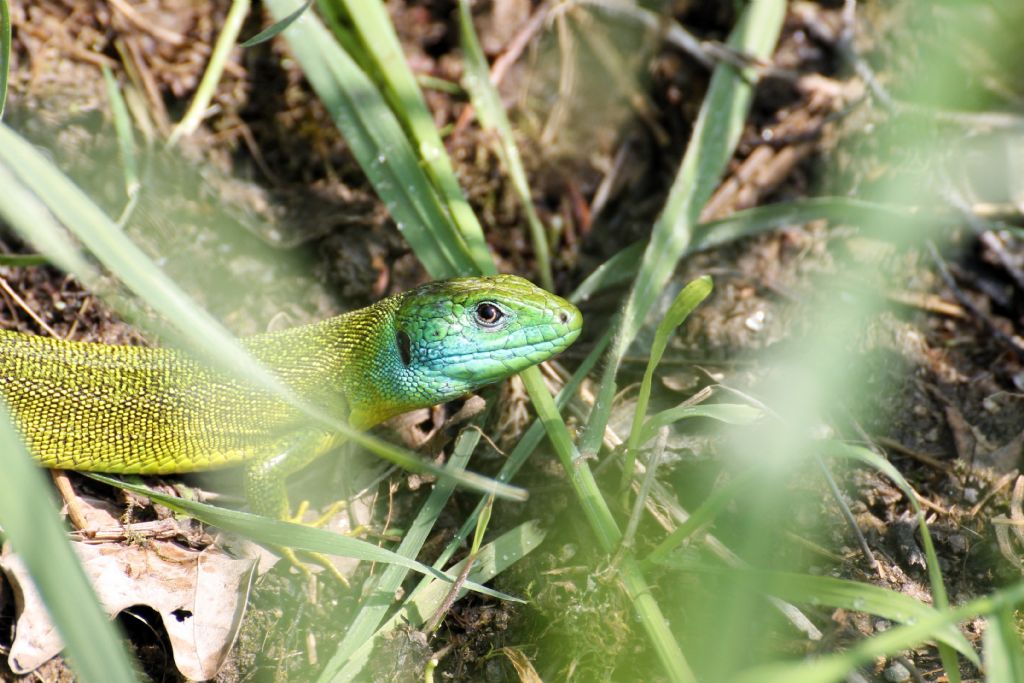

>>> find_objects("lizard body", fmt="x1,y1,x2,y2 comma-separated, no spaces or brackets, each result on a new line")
0,275,581,516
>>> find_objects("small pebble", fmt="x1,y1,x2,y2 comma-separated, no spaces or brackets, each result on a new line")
1013,371,1024,392
883,661,911,682
948,533,968,553
874,619,891,632
963,487,979,504
745,310,766,332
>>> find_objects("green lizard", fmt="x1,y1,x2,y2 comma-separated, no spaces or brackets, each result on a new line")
0,274,582,519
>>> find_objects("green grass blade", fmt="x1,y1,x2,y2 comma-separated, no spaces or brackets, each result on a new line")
264,0,474,279
325,427,483,671
241,0,313,47
621,276,713,492
519,365,697,683
570,241,645,303
984,606,1024,682
615,0,786,348
689,197,937,251
0,409,137,683
735,580,1024,683
571,197,938,304
0,0,9,119
696,568,977,663
403,326,614,608
102,66,139,197
511,4,785,678
824,441,962,680
638,403,762,445
0,155,101,282
625,276,713,455
333,0,495,275
0,253,49,266
581,0,786,457
168,0,250,145
330,521,546,683
823,443,949,608
457,0,553,290
84,473,516,601
644,470,760,567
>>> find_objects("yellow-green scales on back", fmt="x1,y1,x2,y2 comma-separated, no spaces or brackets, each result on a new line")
0,276,582,496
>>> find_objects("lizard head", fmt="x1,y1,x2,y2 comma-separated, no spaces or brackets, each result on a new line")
388,274,582,408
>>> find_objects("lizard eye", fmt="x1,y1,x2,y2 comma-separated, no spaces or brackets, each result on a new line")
474,302,503,327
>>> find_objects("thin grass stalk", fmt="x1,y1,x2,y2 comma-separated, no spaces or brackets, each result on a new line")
825,442,961,678
0,169,136,680
102,66,139,197
265,0,475,278
330,0,496,275
735,579,1024,683
84,474,513,599
329,522,546,682
0,0,10,119
328,427,482,665
0,412,138,682
457,0,554,290
579,0,786,458
519,365,696,683
168,0,250,145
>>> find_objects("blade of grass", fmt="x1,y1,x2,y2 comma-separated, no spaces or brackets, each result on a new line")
0,122,525,503
264,0,475,279
0,161,100,282
510,2,785,679
329,0,496,276
424,494,494,633
457,0,553,290
580,0,786,459
734,579,1024,683
328,426,484,666
332,521,546,683
240,0,313,47
622,276,713,489
571,197,942,304
316,326,614,682
102,66,139,197
0,253,50,266
983,606,1024,682
0,0,9,119
638,403,762,445
519,365,698,683
84,473,516,601
168,0,250,145
671,566,977,663
824,440,961,680
0,407,137,683
643,470,760,567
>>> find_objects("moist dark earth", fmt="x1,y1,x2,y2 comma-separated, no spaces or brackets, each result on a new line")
2,0,1024,681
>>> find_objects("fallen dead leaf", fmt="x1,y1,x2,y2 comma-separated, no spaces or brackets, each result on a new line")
3,497,256,682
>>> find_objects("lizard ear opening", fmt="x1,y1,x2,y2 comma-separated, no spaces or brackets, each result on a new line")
396,330,412,366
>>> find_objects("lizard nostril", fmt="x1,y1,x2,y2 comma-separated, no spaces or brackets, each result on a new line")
559,312,568,324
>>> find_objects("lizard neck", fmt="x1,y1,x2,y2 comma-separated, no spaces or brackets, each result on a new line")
244,293,413,430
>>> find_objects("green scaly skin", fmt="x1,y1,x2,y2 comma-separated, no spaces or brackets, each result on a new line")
0,275,582,518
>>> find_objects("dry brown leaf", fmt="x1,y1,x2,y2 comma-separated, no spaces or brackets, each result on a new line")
3,529,255,680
